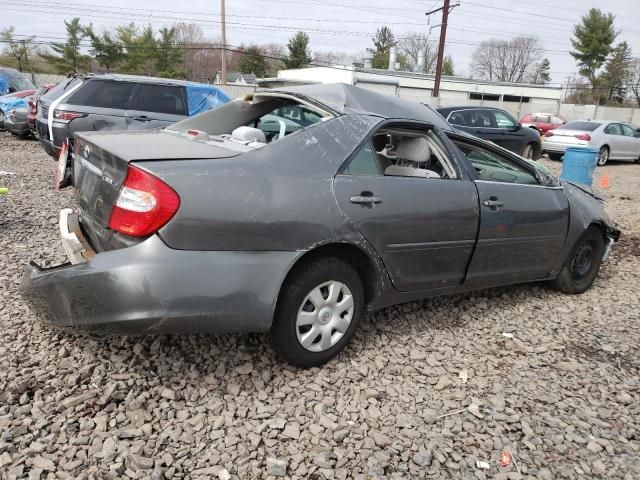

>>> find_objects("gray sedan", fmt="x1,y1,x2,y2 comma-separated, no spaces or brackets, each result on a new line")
542,120,640,165
22,84,620,367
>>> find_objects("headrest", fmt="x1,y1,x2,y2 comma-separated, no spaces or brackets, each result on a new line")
231,126,266,144
395,137,431,163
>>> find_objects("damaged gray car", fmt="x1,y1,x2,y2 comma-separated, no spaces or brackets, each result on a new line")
22,84,620,367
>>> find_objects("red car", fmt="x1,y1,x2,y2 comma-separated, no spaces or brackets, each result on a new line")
520,112,566,134
27,84,55,138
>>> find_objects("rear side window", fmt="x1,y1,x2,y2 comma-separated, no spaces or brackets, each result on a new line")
129,84,186,115
42,77,83,102
560,121,601,132
342,141,380,176
66,80,135,109
448,111,468,126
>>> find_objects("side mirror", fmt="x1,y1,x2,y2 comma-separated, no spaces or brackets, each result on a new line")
513,123,521,131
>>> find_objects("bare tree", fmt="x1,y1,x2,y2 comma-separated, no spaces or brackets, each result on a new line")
398,32,437,73
263,42,286,76
313,50,357,66
1,26,36,72
471,36,543,83
630,58,640,108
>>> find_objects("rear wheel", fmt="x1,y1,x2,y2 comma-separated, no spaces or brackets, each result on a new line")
270,256,364,367
551,227,605,294
522,143,536,160
597,146,609,166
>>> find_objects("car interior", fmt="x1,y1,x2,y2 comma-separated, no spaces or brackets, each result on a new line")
452,140,538,185
355,128,458,179
169,96,331,152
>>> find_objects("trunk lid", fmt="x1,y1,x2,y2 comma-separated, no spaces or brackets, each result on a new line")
73,129,240,251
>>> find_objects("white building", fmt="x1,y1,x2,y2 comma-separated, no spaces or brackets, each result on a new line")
259,65,564,118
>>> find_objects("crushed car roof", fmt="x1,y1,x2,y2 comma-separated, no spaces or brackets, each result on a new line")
267,83,452,129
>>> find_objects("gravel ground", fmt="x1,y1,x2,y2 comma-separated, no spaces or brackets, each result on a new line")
0,131,639,480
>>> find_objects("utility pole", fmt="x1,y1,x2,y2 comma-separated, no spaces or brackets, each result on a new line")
427,1,458,98
220,0,227,86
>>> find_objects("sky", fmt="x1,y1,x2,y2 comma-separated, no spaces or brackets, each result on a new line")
3,0,640,87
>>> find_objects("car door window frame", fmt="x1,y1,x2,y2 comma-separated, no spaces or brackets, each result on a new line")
340,139,382,176
604,123,623,136
621,124,637,137
491,110,518,130
446,133,556,188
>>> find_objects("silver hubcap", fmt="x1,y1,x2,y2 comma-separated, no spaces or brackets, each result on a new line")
295,281,354,352
598,148,608,165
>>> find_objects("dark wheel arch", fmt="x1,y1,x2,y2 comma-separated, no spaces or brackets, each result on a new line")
278,242,380,308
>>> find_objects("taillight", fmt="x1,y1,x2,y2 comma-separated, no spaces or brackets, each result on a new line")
108,165,180,237
53,110,86,123
544,131,554,138
574,133,591,141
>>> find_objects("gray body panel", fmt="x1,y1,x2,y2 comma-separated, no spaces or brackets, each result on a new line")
21,84,619,335
5,107,30,136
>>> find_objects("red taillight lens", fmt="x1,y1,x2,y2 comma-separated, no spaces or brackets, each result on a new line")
574,133,591,141
544,131,554,138
108,165,180,237
53,110,85,122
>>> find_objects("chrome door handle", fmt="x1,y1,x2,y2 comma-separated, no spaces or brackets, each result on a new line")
482,199,504,208
350,195,382,205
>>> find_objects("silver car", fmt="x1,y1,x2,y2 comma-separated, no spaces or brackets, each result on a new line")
542,120,640,166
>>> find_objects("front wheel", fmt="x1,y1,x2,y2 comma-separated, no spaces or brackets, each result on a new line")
270,256,364,367
551,227,605,294
597,146,609,166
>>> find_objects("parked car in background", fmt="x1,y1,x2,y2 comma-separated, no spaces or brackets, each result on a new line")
0,89,36,130
0,67,35,95
520,112,566,134
28,84,56,138
542,120,640,165
5,106,30,137
37,74,231,157
23,84,620,367
436,106,541,159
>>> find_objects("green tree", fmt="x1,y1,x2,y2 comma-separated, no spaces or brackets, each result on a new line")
237,45,268,78
155,27,183,78
570,9,617,86
40,18,90,73
116,24,156,75
600,41,633,103
369,26,396,69
530,58,551,85
282,31,312,69
441,55,455,76
84,26,123,72
0,27,35,72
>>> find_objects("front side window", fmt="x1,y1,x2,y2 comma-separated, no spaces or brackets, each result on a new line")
621,124,636,137
130,84,186,115
534,114,550,123
493,111,517,129
454,139,538,185
66,80,136,109
342,141,381,176
551,116,565,125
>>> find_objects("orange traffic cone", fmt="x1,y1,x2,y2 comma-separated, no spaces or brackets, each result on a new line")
598,172,610,189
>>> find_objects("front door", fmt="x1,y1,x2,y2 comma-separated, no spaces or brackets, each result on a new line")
334,133,479,292
620,123,640,160
450,134,569,286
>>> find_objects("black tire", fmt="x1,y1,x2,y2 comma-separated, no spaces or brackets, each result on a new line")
270,256,364,368
597,146,609,166
551,226,605,294
522,143,536,160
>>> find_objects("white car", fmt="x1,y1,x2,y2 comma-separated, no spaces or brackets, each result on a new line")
542,120,640,166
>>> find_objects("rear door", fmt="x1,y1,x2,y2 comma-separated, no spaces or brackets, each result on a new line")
63,79,135,132
334,127,479,292
450,134,569,286
125,83,188,129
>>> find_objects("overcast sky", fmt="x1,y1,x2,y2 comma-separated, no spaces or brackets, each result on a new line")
4,0,640,86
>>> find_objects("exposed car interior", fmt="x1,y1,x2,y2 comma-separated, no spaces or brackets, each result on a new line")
168,94,331,153
372,129,458,179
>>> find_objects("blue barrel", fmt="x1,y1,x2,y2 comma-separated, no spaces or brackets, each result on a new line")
560,147,598,186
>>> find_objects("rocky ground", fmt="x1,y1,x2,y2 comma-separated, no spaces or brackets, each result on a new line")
0,131,638,480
